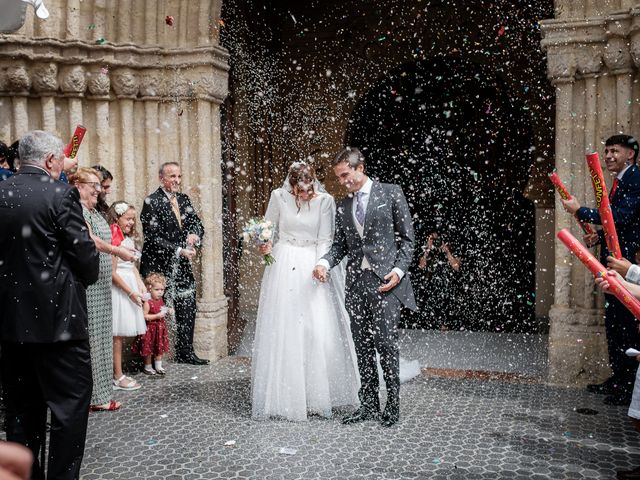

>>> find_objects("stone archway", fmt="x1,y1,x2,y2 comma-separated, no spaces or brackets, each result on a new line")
347,56,539,333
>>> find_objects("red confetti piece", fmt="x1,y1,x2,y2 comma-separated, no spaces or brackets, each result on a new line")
217,19,225,27
497,25,505,37
165,15,174,27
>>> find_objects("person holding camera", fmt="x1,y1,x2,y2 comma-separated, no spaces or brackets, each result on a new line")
418,227,463,330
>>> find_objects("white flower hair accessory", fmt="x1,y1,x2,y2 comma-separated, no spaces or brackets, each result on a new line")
289,160,308,169
114,202,129,216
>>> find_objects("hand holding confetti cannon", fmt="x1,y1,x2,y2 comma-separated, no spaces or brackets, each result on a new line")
64,125,87,159
586,152,622,259
557,228,640,318
548,172,595,235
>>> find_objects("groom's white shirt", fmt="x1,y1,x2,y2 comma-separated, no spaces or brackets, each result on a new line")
317,177,404,280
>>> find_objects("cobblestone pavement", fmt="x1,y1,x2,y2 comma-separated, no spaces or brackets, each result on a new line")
73,356,640,479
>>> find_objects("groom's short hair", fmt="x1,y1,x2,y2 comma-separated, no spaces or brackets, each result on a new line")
333,147,365,169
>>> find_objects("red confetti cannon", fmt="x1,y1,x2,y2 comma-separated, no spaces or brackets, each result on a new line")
558,228,640,318
586,152,622,259
63,125,86,159
548,172,596,235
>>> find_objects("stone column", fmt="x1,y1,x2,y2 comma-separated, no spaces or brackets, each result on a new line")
59,65,87,148
534,205,555,322
605,15,634,134
7,64,30,139
32,63,58,133
143,101,159,196
542,18,616,385
194,99,228,360
87,68,111,169
112,70,138,201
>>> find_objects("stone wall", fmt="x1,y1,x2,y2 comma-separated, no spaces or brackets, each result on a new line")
541,1,640,384
0,0,229,360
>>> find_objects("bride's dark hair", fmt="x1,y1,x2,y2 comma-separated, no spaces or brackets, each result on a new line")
287,162,316,211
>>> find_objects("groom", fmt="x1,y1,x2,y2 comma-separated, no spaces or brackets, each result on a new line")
313,147,416,427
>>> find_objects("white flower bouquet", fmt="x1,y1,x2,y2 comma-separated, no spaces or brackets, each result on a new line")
242,217,276,265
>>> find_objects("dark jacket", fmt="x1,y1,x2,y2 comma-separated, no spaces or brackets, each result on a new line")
0,165,99,343
577,164,640,261
323,181,417,310
139,187,204,279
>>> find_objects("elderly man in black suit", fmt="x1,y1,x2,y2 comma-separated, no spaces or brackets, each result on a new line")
140,162,207,365
0,130,99,479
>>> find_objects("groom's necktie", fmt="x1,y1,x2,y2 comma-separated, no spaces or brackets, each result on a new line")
355,191,365,226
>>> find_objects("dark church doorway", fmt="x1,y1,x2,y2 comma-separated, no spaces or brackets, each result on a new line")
348,57,537,333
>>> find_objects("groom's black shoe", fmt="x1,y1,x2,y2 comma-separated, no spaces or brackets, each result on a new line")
342,407,379,425
380,399,400,427
380,407,399,427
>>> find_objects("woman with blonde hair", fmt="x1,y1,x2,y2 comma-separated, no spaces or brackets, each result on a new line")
69,167,137,411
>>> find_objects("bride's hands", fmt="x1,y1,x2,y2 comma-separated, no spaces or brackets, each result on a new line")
259,241,272,256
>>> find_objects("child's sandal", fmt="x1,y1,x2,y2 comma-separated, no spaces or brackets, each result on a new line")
113,375,141,391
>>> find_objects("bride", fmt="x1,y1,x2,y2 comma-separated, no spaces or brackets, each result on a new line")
250,162,360,421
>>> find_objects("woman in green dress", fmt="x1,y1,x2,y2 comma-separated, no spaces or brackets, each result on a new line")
71,167,137,411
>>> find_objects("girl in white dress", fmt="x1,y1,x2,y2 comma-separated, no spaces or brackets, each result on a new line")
109,201,147,391
251,162,360,421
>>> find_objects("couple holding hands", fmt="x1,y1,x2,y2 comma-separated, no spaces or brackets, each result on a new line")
251,147,416,427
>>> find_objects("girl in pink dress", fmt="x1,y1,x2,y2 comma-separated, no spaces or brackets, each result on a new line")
133,273,171,375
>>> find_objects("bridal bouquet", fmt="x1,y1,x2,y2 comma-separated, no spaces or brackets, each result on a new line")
242,217,276,265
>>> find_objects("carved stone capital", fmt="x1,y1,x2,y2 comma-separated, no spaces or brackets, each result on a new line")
168,74,195,98
112,69,139,98
0,38,229,102
87,70,111,96
5,64,31,92
138,73,164,97
31,63,58,93
541,18,608,80
59,65,87,93
604,37,632,72
575,45,604,75
630,29,640,69
195,72,228,100
626,10,640,68
546,46,577,81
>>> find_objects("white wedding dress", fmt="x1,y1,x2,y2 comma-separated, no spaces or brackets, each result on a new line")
251,188,360,421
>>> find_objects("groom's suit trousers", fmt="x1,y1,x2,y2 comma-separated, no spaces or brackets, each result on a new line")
345,270,401,412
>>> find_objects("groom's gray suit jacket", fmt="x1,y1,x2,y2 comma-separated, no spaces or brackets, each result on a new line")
323,181,417,311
